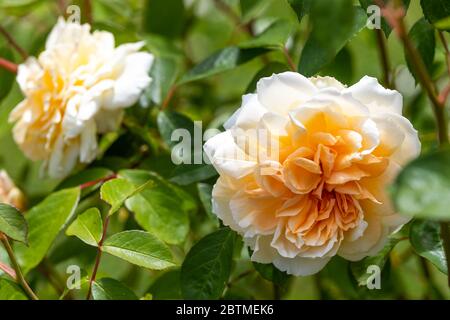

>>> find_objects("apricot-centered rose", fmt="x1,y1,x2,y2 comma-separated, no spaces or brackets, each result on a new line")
9,18,153,178
204,72,420,276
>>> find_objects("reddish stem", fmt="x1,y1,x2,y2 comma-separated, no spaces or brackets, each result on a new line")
86,215,110,300
0,58,17,73
0,260,16,279
0,25,27,60
79,174,117,190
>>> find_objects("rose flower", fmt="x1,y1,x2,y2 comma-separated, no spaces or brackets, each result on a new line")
0,170,25,211
9,18,154,178
204,72,420,276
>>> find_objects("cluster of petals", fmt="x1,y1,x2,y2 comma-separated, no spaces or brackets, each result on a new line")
10,18,153,178
205,72,420,275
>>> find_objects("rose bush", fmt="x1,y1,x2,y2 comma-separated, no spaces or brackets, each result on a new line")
0,0,449,301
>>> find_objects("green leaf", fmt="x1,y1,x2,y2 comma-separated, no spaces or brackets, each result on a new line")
179,46,269,84
359,0,410,37
391,149,450,221
406,18,435,83
181,228,237,299
157,110,195,149
66,208,103,247
287,0,312,23
435,16,450,30
142,0,185,38
0,278,27,300
102,230,175,270
299,2,366,76
92,278,138,300
253,261,289,286
148,269,182,300
421,0,450,29
246,62,289,93
0,46,15,102
0,203,27,243
240,0,270,22
120,169,192,245
15,188,80,274
410,219,447,274
350,237,400,286
320,46,353,85
170,164,217,186
197,183,213,216
56,167,113,191
146,55,179,105
100,178,152,215
240,20,293,49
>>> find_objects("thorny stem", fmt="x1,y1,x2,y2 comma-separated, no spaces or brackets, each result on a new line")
0,234,39,300
0,25,27,59
374,28,392,88
0,57,17,73
86,215,110,300
380,0,450,286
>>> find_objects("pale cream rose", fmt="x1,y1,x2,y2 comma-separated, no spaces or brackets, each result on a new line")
204,72,420,276
9,18,154,178
0,170,25,211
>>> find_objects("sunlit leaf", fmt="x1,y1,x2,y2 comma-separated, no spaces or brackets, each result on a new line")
92,278,138,300
120,169,192,245
0,203,27,244
102,230,175,270
66,208,103,247
15,188,80,274
0,279,27,300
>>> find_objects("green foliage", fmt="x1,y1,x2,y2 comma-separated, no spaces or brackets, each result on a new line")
406,18,436,83
240,20,293,49
92,278,138,300
0,46,14,103
391,149,450,221
0,203,27,243
66,208,103,247
181,228,236,299
253,261,289,286
143,0,185,38
298,1,366,76
121,169,193,245
0,278,27,300
100,178,152,215
359,0,411,37
179,46,269,84
0,0,450,301
148,269,182,299
351,237,401,286
287,0,312,23
102,230,175,270
410,220,447,274
421,0,450,28
15,188,80,274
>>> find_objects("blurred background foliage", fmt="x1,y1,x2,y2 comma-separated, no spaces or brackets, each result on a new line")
0,0,449,300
